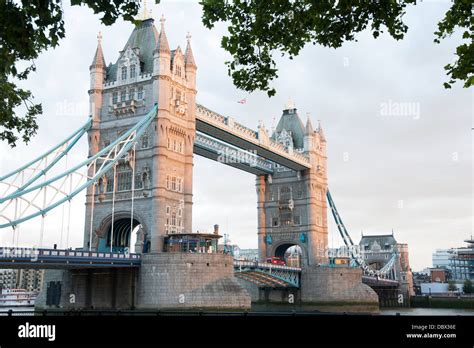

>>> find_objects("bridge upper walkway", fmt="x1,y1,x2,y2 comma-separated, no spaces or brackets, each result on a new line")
195,104,311,171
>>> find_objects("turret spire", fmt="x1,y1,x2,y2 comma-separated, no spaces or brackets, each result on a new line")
185,31,197,68
305,112,314,133
155,14,170,54
90,31,106,69
318,120,326,141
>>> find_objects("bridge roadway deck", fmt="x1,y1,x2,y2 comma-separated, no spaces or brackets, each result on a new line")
0,248,400,288
0,248,141,269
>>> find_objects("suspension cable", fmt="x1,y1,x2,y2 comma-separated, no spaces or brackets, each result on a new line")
110,148,118,253
129,143,136,254
88,161,97,252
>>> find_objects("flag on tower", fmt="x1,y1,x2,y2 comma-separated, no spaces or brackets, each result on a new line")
237,98,246,104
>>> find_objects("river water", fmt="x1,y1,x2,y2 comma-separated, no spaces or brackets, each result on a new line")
1,306,473,316
379,308,474,316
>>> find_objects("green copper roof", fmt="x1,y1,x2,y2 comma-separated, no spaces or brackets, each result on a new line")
273,108,306,149
106,18,158,82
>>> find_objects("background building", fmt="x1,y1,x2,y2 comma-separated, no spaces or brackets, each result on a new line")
16,269,44,293
0,269,18,290
359,233,415,298
432,249,452,268
450,238,474,280
0,269,44,292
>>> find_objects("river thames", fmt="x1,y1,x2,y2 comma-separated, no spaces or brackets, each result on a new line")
1,306,473,316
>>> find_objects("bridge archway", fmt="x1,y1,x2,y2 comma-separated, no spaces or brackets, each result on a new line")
96,212,148,253
270,241,307,267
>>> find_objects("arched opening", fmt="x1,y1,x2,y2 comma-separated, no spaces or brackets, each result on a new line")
274,244,302,267
105,218,140,253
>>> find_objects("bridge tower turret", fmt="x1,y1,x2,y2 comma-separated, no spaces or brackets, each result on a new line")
149,15,196,252
88,32,106,157
258,102,328,266
83,16,197,254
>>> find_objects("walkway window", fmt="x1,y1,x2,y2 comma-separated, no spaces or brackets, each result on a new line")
129,88,135,100
137,87,144,99
130,64,136,78
120,90,126,102
112,92,118,104
121,66,127,80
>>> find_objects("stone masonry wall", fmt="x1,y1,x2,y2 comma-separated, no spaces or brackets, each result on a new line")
136,253,251,310
301,266,378,304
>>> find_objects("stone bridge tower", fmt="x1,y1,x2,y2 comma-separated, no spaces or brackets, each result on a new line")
84,16,197,253
257,101,328,266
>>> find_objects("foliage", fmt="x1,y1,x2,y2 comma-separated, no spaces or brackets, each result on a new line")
463,279,473,294
447,280,458,292
0,0,472,147
0,0,150,147
434,0,474,89
201,0,473,96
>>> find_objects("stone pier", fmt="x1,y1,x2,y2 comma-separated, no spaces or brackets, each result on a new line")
36,253,251,311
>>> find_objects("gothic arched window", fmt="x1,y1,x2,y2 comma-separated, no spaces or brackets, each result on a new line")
137,87,144,100
130,64,136,78
141,131,149,149
117,164,132,191
121,66,127,80
280,186,291,201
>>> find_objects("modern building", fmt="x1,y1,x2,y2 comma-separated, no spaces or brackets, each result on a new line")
450,238,474,280
0,269,44,292
16,269,44,293
0,269,18,290
428,238,474,281
432,249,452,268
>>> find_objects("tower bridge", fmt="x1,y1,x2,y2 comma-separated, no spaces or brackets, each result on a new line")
0,16,413,311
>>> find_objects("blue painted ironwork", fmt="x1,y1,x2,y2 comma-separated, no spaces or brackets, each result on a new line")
326,189,398,277
0,118,93,200
194,132,274,174
0,118,92,184
233,260,300,287
0,105,158,229
0,247,141,269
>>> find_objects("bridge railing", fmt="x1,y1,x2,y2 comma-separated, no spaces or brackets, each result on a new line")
196,104,311,167
233,260,301,272
0,247,141,261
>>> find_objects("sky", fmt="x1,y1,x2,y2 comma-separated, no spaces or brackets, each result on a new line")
0,0,472,271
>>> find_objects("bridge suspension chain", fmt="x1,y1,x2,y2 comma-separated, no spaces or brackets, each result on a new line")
326,189,397,277
0,104,158,231
0,118,93,200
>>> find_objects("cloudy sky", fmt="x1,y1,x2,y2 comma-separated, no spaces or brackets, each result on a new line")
0,0,471,271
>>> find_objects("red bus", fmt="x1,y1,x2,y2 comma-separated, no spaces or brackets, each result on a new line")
266,257,286,266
